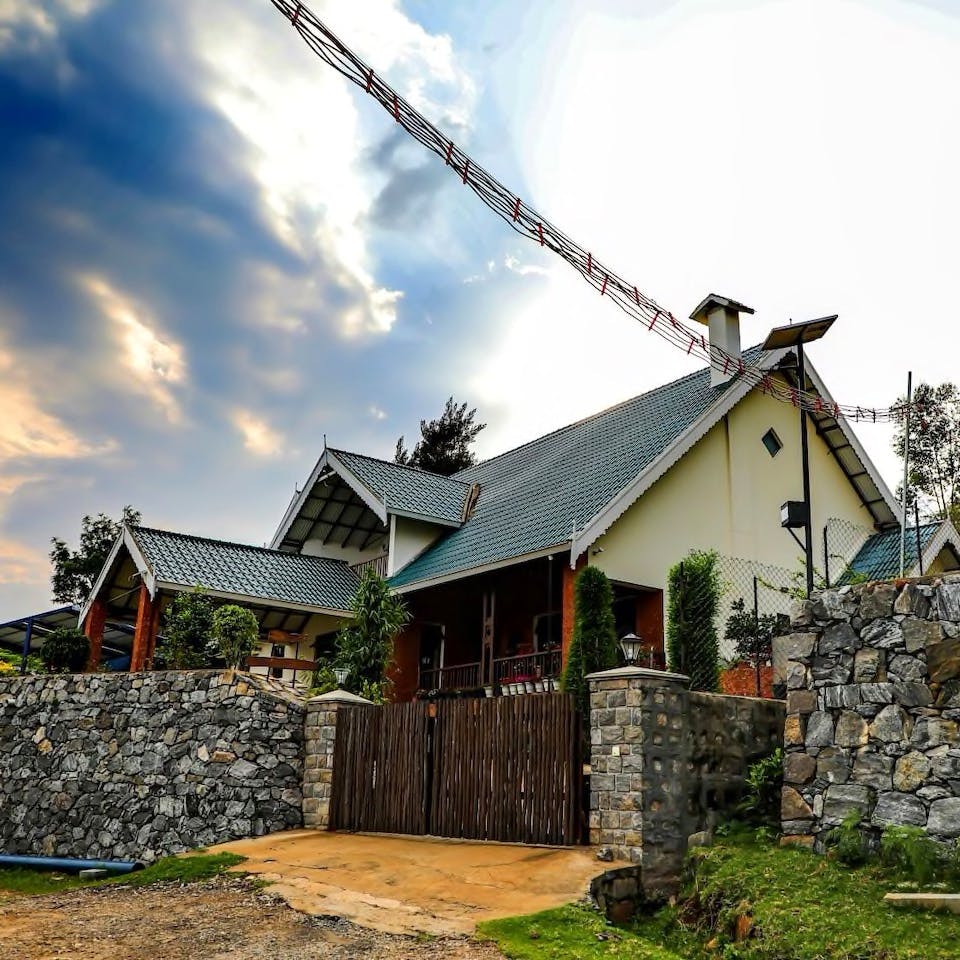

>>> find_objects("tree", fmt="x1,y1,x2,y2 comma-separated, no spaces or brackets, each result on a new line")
334,566,409,697
50,506,141,605
666,549,721,692
723,597,780,668
41,626,90,673
155,587,216,669
394,397,485,475
892,382,960,525
212,605,260,669
561,566,618,715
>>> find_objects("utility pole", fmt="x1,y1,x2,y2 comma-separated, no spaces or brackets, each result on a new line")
899,371,913,577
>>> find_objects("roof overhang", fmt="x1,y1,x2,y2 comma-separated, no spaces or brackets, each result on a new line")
78,525,154,626
913,519,960,576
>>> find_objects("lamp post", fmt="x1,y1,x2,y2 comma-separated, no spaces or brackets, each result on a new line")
619,632,644,667
333,666,349,689
762,316,837,598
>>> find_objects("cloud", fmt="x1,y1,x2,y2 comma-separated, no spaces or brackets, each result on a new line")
503,254,550,278
0,536,48,585
0,0,104,51
80,275,187,424
231,408,284,457
368,405,388,421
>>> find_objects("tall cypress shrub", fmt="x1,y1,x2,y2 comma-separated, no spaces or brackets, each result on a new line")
666,549,721,692
561,566,618,714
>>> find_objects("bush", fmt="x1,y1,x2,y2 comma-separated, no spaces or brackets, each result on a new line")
212,605,260,669
826,811,871,866
723,598,781,668
666,550,721,691
41,626,90,673
155,587,215,669
880,826,942,885
561,566,618,715
737,748,783,826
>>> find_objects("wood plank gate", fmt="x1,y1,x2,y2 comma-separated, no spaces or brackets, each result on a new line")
329,694,583,846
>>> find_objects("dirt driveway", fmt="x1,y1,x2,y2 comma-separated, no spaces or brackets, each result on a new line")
215,830,615,935
0,875,503,960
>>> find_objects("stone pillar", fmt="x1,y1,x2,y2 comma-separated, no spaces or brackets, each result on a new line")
130,583,157,672
587,665,692,897
83,598,107,672
302,690,372,829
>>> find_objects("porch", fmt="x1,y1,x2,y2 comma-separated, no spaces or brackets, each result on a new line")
389,552,665,700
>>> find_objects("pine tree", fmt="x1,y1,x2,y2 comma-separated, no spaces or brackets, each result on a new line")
394,397,485,476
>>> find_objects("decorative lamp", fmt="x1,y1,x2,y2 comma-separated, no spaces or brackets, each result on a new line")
333,666,349,688
619,633,644,667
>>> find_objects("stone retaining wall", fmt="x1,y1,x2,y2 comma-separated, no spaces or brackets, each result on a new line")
777,575,960,848
0,670,305,862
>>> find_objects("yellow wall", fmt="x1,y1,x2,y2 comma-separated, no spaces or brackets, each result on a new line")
593,378,878,594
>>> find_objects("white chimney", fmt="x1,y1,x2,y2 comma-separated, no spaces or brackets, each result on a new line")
689,294,755,388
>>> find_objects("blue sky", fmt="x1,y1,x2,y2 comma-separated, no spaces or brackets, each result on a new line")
2,0,959,618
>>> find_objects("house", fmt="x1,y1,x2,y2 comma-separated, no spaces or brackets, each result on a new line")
79,294,950,696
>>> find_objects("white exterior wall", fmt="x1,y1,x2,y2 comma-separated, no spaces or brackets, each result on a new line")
388,516,443,577
300,534,386,567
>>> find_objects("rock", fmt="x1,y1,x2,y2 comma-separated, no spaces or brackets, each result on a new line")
781,786,814,820
911,718,959,749
805,711,835,747
784,714,805,747
780,834,815,849
936,583,960,621
786,661,808,690
872,792,927,828
820,623,858,656
811,656,852,685
888,655,926,682
823,783,873,824
895,585,931,618
835,710,868,748
927,639,960,684
852,751,893,790
890,682,933,708
853,648,884,683
784,752,817,784
596,847,614,862
687,832,711,848
813,592,849,621
902,618,942,654
786,690,818,715
817,747,852,784
860,683,894,704
789,599,816,628
869,705,911,743
918,785,953,802
860,583,898,620
861,620,904,650
775,633,818,662
928,798,960,838
893,751,931,791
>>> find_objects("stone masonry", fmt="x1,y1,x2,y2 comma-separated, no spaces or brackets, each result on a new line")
777,575,960,848
0,670,304,862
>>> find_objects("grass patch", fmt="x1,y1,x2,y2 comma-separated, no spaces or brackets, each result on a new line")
0,852,245,897
478,903,686,960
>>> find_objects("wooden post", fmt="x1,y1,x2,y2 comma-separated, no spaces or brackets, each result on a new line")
130,583,157,672
83,598,107,672
561,555,587,670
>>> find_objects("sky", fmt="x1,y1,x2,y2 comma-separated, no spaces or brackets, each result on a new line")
1,0,958,619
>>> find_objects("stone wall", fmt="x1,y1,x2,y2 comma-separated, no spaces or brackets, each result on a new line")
777,575,960,848
588,667,785,895
0,670,305,862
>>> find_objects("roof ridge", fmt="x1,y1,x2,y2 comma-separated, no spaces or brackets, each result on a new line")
329,447,471,487
132,525,352,567
456,348,765,479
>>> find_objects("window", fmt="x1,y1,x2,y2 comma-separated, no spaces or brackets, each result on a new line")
762,428,782,458
270,642,286,679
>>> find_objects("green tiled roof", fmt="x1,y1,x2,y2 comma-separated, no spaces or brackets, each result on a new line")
389,350,761,589
843,522,941,583
330,449,470,525
131,526,359,612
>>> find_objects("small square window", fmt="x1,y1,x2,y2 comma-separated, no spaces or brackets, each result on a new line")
762,428,782,458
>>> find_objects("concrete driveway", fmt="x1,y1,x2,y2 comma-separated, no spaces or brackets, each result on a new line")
214,830,618,935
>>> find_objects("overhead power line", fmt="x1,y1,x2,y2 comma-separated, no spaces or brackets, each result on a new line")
268,0,908,425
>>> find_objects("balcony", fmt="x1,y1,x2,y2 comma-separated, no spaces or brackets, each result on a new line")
419,648,562,695
350,554,388,579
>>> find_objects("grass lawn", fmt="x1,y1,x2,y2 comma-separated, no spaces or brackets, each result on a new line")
0,852,245,897
480,833,960,960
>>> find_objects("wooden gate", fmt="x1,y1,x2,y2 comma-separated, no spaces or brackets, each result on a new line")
329,694,582,846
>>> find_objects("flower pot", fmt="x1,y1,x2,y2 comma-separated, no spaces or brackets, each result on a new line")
484,685,494,698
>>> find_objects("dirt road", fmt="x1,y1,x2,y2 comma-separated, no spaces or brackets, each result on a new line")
0,876,504,960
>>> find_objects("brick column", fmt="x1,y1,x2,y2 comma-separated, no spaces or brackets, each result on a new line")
302,690,372,829
587,665,692,898
130,583,157,672
83,598,107,672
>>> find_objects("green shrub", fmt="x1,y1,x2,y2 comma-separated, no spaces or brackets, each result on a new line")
155,587,215,669
880,825,942,885
737,748,783,826
212,605,260,669
561,566,618,715
308,660,339,696
41,626,90,673
826,811,871,866
666,550,721,691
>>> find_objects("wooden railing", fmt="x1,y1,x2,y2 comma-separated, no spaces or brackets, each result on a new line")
419,661,483,691
494,649,562,685
350,554,388,578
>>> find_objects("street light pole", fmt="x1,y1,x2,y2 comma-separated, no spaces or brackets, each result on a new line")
797,340,814,598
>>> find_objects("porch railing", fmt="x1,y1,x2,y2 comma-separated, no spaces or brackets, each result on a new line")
493,649,562,685
419,661,483,691
350,554,388,579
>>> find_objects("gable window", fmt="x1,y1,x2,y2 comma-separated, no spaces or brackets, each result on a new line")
762,428,782,458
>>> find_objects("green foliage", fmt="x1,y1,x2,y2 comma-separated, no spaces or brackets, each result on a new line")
0,647,43,675
40,626,90,673
335,567,409,694
49,506,140,605
880,826,942,885
394,396,486,475
892,381,960,523
308,660,339,697
155,587,216,669
666,549,721,691
723,598,779,668
736,748,783,826
826,810,871,866
561,566,618,714
212,605,260,669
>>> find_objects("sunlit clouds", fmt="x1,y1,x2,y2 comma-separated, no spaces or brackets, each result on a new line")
231,408,285,457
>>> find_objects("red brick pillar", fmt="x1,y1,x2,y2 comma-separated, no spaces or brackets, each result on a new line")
561,554,587,670
83,598,107,672
130,583,157,672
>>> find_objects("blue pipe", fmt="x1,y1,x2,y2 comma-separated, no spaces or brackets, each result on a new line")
0,854,142,874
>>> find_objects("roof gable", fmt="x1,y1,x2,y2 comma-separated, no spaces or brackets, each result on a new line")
845,519,960,582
